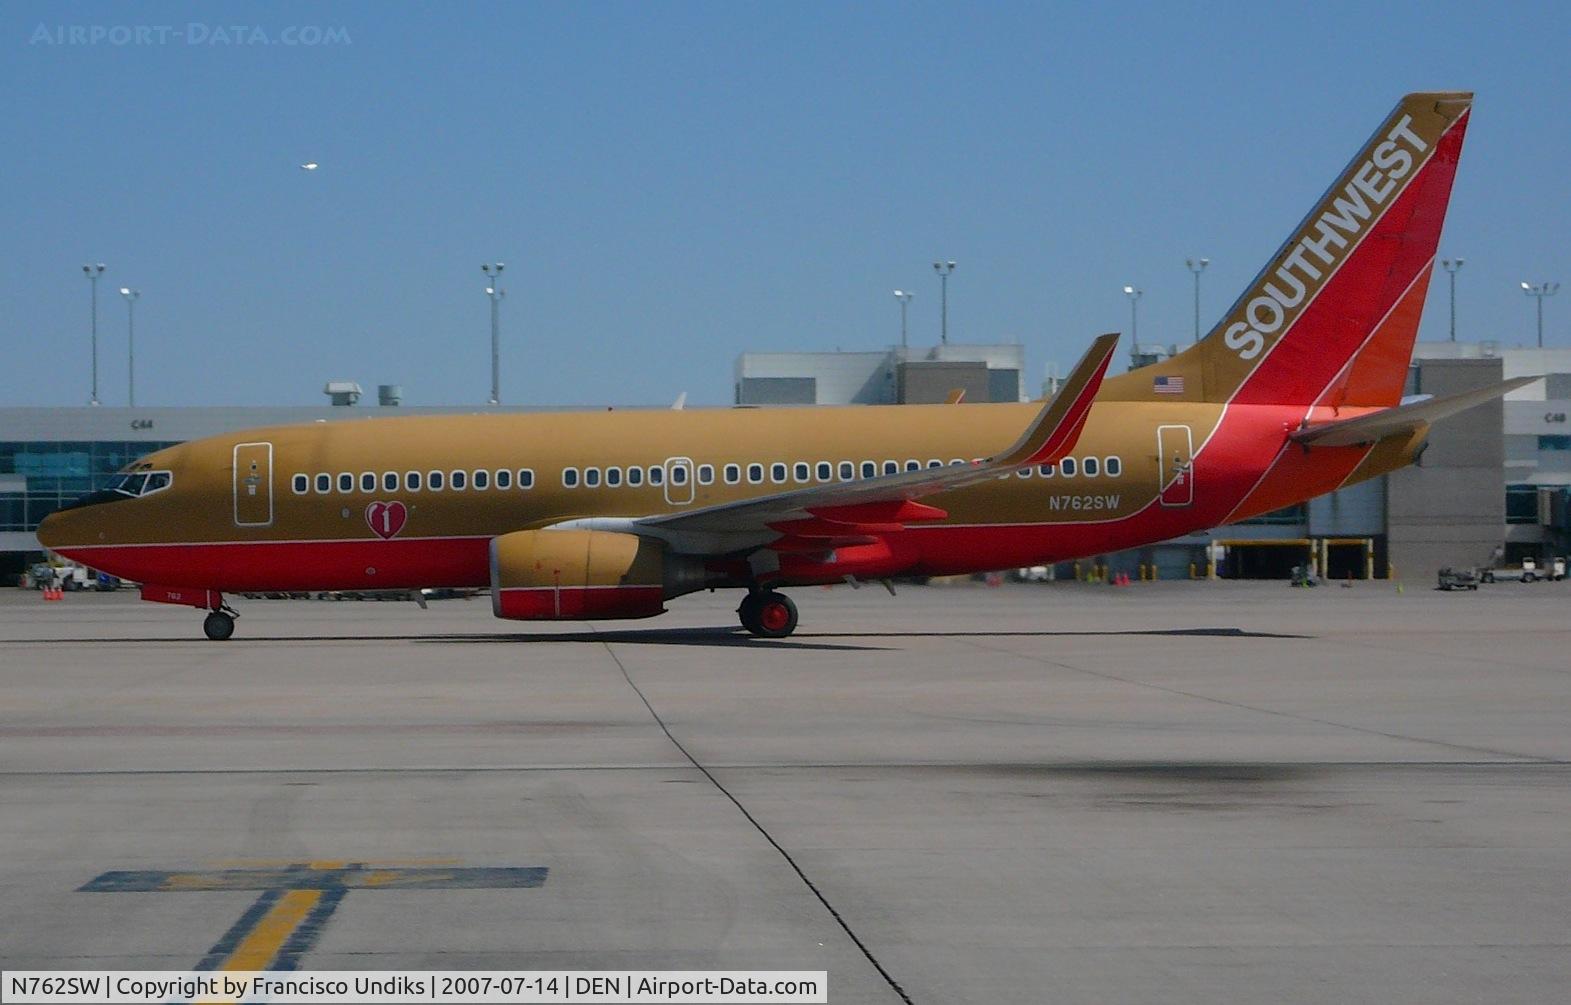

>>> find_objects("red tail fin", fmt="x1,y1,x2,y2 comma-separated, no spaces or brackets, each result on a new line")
1101,92,1472,407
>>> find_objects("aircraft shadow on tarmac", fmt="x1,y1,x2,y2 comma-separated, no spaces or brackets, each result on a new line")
1,626,1306,647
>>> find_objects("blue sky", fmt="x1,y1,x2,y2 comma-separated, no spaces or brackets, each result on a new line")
2,1,1567,407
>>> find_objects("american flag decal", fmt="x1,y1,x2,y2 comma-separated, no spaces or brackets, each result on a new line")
1153,375,1185,395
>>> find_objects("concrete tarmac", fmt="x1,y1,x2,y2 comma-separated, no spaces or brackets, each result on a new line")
2,581,1569,1003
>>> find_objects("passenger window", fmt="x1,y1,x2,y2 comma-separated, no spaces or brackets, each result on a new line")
451,470,468,490
861,461,877,479
474,469,490,490
1016,468,1032,478
928,459,943,468
605,467,620,487
794,462,810,483
838,461,855,481
518,468,535,489
906,459,921,472
771,462,787,483
1105,456,1122,477
496,469,512,489
724,464,740,484
816,461,832,481
315,474,331,493
672,466,688,485
883,461,899,476
338,473,354,493
428,470,445,491
1039,463,1055,477
293,474,309,494
383,472,399,492
406,471,422,491
747,463,764,484
648,466,663,485
626,466,642,487
1060,457,1077,477
562,468,578,488
1082,456,1099,477
361,472,376,492
949,458,965,467
583,468,599,488
698,464,714,485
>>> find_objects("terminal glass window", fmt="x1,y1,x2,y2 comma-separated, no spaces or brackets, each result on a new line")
1506,483,1539,524
1540,435,1571,451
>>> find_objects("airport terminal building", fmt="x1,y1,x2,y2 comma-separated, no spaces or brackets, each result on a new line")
4,343,1568,581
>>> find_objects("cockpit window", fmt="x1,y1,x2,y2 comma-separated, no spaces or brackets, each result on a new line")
106,470,172,497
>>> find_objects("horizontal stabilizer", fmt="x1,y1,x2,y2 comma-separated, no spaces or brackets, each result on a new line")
1291,376,1537,447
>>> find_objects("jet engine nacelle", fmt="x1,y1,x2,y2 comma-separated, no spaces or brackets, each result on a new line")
490,529,673,621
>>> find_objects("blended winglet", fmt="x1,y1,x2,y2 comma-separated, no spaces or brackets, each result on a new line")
1291,376,1536,447
994,332,1118,468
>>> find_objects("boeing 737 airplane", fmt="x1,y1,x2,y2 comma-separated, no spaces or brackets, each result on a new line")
39,91,1519,641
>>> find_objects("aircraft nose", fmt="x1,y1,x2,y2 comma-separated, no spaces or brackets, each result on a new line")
36,507,86,552
35,509,64,550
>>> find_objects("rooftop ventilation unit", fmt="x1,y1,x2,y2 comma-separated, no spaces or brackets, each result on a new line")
324,381,362,406
378,384,402,407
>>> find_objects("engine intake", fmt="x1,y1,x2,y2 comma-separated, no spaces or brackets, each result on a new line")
490,529,668,621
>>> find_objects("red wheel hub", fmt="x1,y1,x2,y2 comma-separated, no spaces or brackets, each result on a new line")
759,601,790,632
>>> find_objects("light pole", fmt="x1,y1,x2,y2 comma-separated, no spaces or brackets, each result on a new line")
932,260,956,345
482,262,505,404
1122,285,1142,343
1185,257,1209,343
892,290,917,348
1521,281,1559,348
119,288,140,407
1441,258,1464,341
82,263,105,405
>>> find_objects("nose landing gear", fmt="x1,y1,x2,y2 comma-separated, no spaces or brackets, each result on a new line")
202,606,237,641
737,590,798,638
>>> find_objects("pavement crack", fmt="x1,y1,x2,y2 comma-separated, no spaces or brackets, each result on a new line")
594,634,914,1005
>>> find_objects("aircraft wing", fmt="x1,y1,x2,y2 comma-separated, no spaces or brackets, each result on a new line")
1290,376,1537,447
632,333,1118,540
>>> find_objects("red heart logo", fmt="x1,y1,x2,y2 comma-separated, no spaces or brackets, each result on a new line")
365,500,408,539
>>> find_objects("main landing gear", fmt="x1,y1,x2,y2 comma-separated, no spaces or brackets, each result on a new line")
203,607,237,641
738,590,798,639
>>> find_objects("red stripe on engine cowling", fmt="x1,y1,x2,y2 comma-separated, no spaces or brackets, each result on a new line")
495,586,665,621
